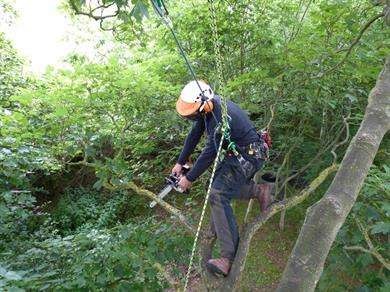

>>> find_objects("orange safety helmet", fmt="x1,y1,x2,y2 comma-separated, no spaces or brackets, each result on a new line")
176,80,214,117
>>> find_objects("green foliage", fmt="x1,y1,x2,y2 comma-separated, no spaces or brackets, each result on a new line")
52,188,148,234
318,165,390,291
0,188,191,290
0,191,41,250
1,0,389,290
0,32,25,107
1,219,190,290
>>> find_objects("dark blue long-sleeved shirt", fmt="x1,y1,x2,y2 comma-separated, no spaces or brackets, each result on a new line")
177,96,260,182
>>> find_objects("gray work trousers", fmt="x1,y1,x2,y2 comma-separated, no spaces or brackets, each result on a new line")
209,153,264,261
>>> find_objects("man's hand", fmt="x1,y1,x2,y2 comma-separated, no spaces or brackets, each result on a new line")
178,176,192,192
171,163,183,176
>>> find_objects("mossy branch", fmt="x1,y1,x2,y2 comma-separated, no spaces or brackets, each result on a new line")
201,164,338,291
109,181,196,234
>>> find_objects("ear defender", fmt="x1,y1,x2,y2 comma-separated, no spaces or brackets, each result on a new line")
198,89,214,113
202,100,214,113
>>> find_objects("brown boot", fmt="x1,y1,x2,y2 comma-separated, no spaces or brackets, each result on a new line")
255,183,273,212
206,258,231,276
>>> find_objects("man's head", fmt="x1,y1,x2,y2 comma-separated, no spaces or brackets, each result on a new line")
176,80,214,118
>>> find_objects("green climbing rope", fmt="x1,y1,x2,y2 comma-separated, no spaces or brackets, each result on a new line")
183,1,233,291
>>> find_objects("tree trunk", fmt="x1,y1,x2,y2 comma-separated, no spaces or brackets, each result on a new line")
277,56,390,292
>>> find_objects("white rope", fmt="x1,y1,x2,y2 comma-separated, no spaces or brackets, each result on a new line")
183,1,228,290
183,133,225,291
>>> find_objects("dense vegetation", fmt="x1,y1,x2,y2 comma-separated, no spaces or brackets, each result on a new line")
1,0,389,290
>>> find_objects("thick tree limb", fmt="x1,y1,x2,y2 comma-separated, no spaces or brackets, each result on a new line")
201,164,338,291
277,56,390,292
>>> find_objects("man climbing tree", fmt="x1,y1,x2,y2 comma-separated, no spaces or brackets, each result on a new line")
172,80,273,276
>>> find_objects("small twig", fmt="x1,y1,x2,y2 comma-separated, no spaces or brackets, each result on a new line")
244,199,254,224
91,2,116,14
10,190,31,193
275,146,294,199
288,0,313,43
265,104,275,131
66,160,96,168
331,114,351,163
116,120,130,158
344,216,390,270
279,183,288,231
69,0,120,21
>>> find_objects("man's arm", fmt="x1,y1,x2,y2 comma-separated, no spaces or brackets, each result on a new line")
177,118,205,165
185,128,221,182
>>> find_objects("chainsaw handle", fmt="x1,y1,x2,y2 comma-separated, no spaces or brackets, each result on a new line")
182,163,190,174
175,186,189,194
172,163,190,177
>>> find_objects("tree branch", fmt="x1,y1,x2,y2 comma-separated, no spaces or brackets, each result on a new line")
331,114,351,163
265,104,275,131
344,216,390,270
119,181,196,234
277,123,344,195
317,12,385,78
66,158,195,234
201,164,338,291
68,0,120,21
278,56,390,292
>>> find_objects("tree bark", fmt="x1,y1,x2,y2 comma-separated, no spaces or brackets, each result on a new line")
277,56,390,292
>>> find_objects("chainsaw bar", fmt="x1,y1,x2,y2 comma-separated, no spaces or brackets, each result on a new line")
150,164,191,208
150,184,173,208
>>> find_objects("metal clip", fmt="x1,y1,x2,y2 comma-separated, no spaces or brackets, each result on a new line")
248,144,254,155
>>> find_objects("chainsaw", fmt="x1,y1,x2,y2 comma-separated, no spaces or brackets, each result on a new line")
149,164,191,208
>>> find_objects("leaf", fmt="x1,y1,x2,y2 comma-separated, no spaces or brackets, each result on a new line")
371,222,390,235
54,107,67,117
93,179,103,190
345,93,357,103
131,1,149,22
381,202,390,217
379,282,390,292
358,253,374,267
365,206,381,221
